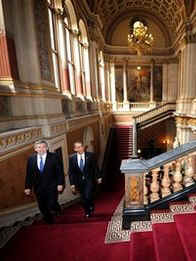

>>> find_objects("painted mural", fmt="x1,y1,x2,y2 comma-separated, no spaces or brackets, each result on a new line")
115,65,162,103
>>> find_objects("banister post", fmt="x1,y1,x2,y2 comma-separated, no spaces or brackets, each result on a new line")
121,158,148,229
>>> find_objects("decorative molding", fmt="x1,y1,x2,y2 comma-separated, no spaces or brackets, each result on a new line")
0,113,65,123
42,121,67,138
0,127,42,155
105,197,131,244
103,49,178,64
67,113,99,131
34,0,53,82
175,116,196,128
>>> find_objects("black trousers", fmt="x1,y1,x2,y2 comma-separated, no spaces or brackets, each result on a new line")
78,180,94,214
35,188,60,221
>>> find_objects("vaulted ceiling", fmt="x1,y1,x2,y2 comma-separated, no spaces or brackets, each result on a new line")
85,0,195,45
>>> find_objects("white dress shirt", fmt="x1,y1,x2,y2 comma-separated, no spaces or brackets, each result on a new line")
77,153,85,167
37,153,47,170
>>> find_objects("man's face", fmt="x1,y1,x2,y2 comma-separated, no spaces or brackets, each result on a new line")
74,143,85,154
35,143,47,155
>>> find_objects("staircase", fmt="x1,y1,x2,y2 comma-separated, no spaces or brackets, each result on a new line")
114,125,133,160
130,193,196,261
134,102,176,128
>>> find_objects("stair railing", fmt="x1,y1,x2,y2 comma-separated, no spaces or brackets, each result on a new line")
134,102,176,124
121,140,196,210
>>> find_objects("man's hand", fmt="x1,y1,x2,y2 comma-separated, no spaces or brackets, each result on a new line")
24,189,31,195
97,178,102,184
57,185,64,192
70,185,77,195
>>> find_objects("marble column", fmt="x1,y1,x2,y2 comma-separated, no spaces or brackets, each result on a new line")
162,63,178,103
150,59,155,104
72,31,83,97
177,43,196,114
104,62,110,102
123,60,129,111
83,44,92,100
162,63,168,102
58,19,71,96
89,41,100,101
110,62,117,111
99,61,106,102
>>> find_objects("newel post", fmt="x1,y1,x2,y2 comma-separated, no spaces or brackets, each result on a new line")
120,158,148,229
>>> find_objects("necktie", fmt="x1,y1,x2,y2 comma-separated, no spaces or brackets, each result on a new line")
80,156,84,172
40,156,44,173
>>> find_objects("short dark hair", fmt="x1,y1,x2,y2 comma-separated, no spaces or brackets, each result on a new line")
34,140,49,149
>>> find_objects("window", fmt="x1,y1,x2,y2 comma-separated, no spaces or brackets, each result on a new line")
47,0,60,89
64,17,76,95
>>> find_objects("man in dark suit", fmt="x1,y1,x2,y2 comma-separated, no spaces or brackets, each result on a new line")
24,140,65,224
68,141,102,217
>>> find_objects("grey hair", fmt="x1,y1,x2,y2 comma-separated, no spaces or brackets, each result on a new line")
34,140,49,149
73,141,84,147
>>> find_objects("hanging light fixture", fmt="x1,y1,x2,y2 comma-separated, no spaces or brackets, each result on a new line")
128,19,154,56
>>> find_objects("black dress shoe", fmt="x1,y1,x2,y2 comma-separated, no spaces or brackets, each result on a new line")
44,216,54,224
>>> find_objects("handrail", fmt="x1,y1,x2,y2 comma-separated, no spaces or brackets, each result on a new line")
121,140,196,210
134,102,176,124
121,140,196,173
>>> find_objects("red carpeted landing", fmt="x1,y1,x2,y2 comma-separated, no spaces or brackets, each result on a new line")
130,231,156,261
0,177,130,261
175,213,196,261
152,222,187,261
130,201,196,261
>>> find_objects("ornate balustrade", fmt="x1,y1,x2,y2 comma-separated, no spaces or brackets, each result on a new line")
144,152,196,205
121,140,196,228
134,102,176,124
130,102,151,111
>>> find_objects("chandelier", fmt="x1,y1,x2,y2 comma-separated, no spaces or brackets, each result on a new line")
128,19,154,56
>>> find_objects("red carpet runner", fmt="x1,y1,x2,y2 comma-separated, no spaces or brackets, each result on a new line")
0,177,130,261
2,179,196,260
130,197,196,261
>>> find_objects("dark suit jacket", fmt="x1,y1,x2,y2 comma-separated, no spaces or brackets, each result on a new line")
68,152,101,188
25,152,65,193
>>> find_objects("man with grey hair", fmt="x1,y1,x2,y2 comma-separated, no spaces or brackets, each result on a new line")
25,140,65,224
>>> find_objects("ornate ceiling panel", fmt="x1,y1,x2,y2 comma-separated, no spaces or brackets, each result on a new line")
86,0,186,42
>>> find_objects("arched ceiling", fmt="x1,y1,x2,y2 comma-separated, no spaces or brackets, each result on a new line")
85,0,195,45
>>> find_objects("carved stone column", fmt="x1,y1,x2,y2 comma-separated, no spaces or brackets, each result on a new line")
123,60,129,111
58,19,71,96
150,59,155,103
99,56,106,102
72,30,83,97
177,39,196,115
88,40,98,101
110,61,117,111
